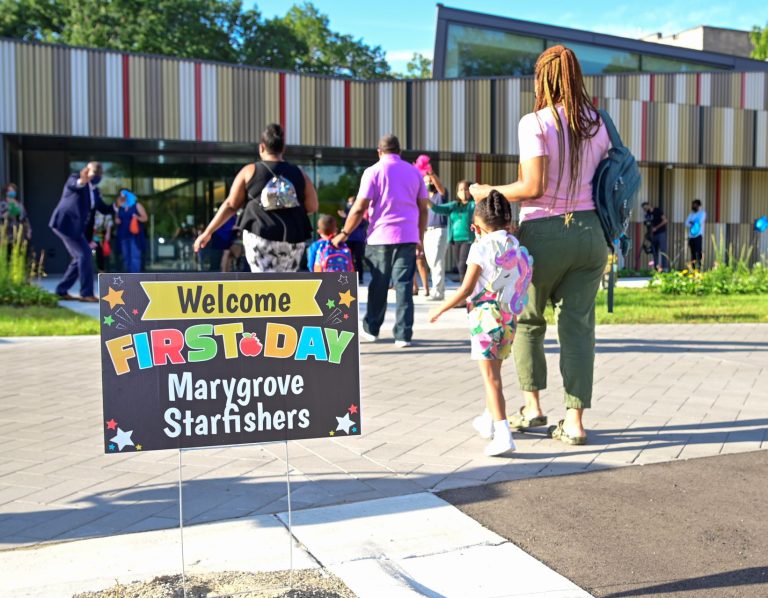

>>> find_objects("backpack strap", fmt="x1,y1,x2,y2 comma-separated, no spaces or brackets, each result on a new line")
598,109,624,150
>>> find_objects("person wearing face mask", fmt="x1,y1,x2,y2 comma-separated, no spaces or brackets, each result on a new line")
0,183,31,242
49,162,115,302
685,199,707,271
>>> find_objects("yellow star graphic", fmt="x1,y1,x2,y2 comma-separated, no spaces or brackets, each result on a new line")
338,290,356,308
135,444,143,451
101,287,125,309
329,431,335,436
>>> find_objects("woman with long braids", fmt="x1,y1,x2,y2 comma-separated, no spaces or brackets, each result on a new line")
471,45,611,445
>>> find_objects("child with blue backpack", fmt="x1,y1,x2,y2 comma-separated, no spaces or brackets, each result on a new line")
429,191,533,456
307,215,355,273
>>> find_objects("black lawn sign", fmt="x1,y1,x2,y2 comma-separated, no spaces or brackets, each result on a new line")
99,273,361,453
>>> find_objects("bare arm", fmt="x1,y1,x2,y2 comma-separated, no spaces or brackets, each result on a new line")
429,171,447,197
194,165,251,252
429,263,482,322
135,202,149,223
332,196,370,247
302,171,319,215
470,156,547,202
652,214,668,233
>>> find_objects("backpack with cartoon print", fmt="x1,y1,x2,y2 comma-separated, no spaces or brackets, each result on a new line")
483,233,534,315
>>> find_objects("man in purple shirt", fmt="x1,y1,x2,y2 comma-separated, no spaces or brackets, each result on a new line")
333,134,429,347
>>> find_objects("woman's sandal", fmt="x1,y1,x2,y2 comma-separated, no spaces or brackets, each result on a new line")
548,420,587,445
508,406,548,430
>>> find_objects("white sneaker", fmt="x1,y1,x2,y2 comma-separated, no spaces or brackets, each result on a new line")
484,433,516,457
394,340,412,348
431,293,444,301
472,413,494,439
484,423,516,457
360,330,378,343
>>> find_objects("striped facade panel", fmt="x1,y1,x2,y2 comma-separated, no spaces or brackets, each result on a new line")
217,65,233,143
0,41,17,133
363,83,380,149
377,81,393,141
178,62,195,140
329,79,345,147
647,102,699,164
654,74,677,104
423,81,439,152
51,46,71,135
699,73,712,107
70,49,89,136
709,72,741,108
200,64,218,142
451,80,465,153
743,169,768,223
615,74,651,102
297,75,316,146
437,80,452,152
87,52,107,137
391,81,407,146
347,82,364,149
674,73,696,105
284,73,301,145
701,107,754,167
161,59,179,140
263,71,281,130
128,56,147,138
603,99,643,159
312,78,331,147
720,169,741,223
494,79,521,155
20,44,54,136
757,111,768,168
465,80,491,154
105,53,123,138
743,73,766,110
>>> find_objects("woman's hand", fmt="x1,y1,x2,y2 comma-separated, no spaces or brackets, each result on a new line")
193,231,212,253
469,183,491,201
428,306,443,323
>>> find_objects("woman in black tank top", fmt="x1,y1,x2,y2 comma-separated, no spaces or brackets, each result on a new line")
194,124,319,272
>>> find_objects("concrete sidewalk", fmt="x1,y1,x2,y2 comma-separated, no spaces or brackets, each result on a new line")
1,322,765,553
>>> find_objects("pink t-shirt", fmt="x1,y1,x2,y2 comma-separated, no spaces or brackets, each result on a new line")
517,105,611,222
358,153,428,245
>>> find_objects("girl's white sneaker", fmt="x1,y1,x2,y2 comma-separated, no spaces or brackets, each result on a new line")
484,421,516,457
472,412,494,439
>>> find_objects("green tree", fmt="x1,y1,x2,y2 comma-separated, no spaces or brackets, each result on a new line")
399,52,432,79
751,23,768,60
0,0,392,78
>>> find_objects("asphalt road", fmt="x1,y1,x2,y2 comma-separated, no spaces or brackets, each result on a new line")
441,450,768,598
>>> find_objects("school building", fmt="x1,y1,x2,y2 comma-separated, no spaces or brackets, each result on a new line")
1,6,767,273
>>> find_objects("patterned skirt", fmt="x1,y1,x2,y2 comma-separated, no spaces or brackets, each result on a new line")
242,230,307,273
468,300,515,361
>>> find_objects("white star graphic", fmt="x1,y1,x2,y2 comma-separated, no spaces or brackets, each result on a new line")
110,427,134,451
112,276,124,286
337,274,349,285
335,413,355,434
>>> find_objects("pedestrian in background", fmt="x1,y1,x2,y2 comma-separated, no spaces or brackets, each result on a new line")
642,201,668,272
338,195,368,283
686,199,706,271
0,183,31,242
430,179,475,286
333,134,430,348
49,162,114,301
114,189,148,273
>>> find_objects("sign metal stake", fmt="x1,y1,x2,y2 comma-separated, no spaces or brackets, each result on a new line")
285,440,294,591
178,449,188,598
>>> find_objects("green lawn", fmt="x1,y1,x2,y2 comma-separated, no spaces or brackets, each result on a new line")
589,288,768,325
0,305,100,336
0,289,766,336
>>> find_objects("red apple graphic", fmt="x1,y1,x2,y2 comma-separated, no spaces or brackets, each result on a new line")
239,333,263,357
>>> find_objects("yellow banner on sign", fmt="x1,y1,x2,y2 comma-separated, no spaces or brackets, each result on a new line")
140,280,322,320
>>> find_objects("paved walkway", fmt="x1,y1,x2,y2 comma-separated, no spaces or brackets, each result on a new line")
1,320,765,552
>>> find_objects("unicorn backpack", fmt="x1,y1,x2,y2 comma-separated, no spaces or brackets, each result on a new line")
482,233,534,315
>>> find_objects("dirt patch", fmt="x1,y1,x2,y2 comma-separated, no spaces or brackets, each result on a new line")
73,569,356,598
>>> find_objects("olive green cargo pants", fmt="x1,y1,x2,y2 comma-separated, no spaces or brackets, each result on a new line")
513,210,608,409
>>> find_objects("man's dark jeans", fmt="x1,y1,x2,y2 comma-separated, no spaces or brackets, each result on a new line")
364,243,416,342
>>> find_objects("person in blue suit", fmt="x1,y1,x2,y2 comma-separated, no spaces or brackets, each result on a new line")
49,162,115,301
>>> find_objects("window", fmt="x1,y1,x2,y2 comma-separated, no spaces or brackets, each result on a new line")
640,55,718,72
444,23,544,77
546,41,640,74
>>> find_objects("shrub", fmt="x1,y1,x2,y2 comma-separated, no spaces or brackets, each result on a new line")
0,219,58,307
651,235,768,295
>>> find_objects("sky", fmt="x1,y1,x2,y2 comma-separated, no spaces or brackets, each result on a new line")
246,0,767,72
